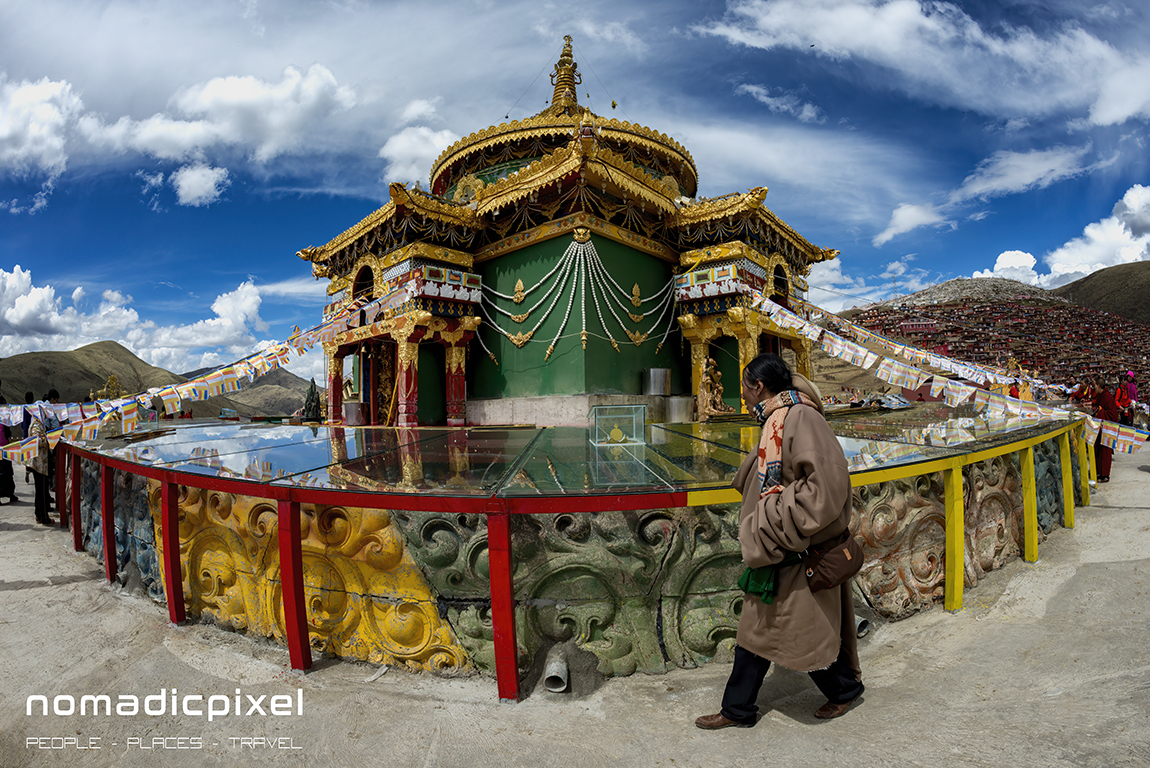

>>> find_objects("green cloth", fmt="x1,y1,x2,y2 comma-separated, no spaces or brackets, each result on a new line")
738,552,803,605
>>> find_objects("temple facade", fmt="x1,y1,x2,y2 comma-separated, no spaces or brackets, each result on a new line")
298,36,838,427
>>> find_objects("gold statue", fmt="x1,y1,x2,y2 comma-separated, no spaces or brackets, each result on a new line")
695,358,735,422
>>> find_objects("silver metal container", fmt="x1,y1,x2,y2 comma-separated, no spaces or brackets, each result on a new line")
642,368,671,396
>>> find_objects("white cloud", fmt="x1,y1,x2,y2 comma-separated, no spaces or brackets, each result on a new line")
806,259,890,312
80,65,355,164
972,183,1150,287
874,145,1093,245
379,126,459,184
696,0,1136,123
735,84,824,123
171,163,230,206
0,269,288,374
873,203,949,246
256,277,328,302
949,145,1091,203
71,286,85,306
670,117,921,229
173,64,356,162
0,74,83,179
400,98,441,124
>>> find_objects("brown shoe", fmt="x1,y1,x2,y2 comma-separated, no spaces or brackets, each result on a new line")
695,713,753,729
814,696,860,719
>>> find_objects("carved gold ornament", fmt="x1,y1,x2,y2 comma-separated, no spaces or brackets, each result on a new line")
631,283,642,307
509,330,534,348
513,279,526,304
573,226,591,243
626,329,648,346
627,312,643,323
512,313,529,324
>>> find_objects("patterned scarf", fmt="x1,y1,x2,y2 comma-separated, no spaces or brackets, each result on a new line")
738,388,818,604
751,389,818,501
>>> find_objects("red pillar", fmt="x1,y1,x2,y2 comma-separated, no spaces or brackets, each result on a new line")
487,500,519,702
70,453,82,551
160,481,186,624
446,345,466,427
277,499,312,671
396,341,419,428
327,354,344,424
100,465,116,583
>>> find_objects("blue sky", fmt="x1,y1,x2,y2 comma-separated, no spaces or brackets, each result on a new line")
2,0,1149,381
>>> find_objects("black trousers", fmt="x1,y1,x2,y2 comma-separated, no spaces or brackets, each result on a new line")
720,643,864,725
33,471,51,522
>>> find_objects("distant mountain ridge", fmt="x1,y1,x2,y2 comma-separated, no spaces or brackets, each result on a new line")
1053,261,1150,327
0,341,308,417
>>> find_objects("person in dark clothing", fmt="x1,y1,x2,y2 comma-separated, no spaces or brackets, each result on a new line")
0,392,16,503
22,391,34,484
1091,376,1119,483
28,402,53,524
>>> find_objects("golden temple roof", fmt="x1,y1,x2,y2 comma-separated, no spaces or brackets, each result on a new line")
298,36,838,275
429,36,698,198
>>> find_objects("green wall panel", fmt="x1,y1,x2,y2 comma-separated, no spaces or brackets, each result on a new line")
471,234,688,399
417,343,446,425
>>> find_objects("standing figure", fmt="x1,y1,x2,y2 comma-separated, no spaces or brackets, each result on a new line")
1091,375,1119,483
27,402,53,525
0,393,16,503
695,353,863,729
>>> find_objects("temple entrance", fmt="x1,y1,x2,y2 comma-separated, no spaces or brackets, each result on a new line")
417,344,447,425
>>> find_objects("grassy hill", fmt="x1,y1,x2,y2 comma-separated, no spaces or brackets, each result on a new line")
0,341,306,417
1053,262,1150,327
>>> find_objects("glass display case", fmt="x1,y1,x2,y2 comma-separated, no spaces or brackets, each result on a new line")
75,403,1073,498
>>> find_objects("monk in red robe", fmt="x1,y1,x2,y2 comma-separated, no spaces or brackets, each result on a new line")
1091,376,1119,482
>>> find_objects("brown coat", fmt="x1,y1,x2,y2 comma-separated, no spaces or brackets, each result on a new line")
733,403,861,676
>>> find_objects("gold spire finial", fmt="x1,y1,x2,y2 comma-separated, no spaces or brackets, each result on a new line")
550,35,582,113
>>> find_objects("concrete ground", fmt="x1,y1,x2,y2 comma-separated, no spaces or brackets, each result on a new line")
1,453,1149,768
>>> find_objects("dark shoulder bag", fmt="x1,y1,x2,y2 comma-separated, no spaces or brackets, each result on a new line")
803,529,864,592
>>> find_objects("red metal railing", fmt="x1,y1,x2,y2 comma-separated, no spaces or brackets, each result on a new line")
56,441,706,702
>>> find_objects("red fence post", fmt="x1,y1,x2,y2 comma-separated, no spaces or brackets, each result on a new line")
56,444,67,527
277,499,312,671
160,480,186,624
70,452,83,551
486,499,519,702
100,465,116,583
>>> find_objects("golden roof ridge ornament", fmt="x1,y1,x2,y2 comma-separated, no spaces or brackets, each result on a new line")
548,35,582,116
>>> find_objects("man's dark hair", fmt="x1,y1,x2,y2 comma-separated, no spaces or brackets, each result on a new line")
24,391,34,404
743,353,793,394
47,388,59,401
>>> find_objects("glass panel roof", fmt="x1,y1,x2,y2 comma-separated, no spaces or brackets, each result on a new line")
74,408,1075,498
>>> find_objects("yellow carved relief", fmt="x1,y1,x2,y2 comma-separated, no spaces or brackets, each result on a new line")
446,345,466,374
146,483,467,671
397,341,419,373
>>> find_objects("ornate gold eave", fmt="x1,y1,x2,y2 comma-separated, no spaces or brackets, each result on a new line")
473,138,679,218
299,200,396,267
474,210,676,264
429,115,698,194
300,184,480,267
671,186,837,264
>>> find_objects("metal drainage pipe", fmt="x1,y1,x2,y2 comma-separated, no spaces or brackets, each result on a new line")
856,617,870,638
543,647,569,693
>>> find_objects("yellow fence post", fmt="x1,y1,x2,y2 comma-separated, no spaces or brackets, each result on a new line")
1021,446,1038,562
1074,427,1091,507
1087,439,1097,485
1058,432,1075,529
944,464,964,612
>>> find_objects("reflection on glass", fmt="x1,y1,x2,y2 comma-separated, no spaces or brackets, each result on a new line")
74,406,1076,497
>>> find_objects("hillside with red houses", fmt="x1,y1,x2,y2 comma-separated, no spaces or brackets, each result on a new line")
842,274,1150,390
